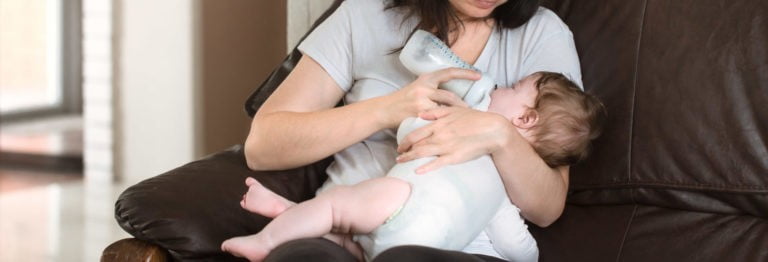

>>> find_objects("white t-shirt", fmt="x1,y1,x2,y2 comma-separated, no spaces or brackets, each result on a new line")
298,0,582,258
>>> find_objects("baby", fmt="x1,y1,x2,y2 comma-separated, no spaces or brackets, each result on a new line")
222,71,605,261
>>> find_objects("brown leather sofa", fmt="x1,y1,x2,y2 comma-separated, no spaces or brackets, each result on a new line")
102,0,768,261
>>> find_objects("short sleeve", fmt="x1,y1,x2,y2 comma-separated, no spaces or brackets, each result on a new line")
298,1,355,91
522,11,584,89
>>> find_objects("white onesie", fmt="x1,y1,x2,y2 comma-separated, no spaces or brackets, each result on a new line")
354,94,538,261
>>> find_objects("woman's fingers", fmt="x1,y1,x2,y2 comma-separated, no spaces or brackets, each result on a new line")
397,108,510,173
415,155,460,174
423,68,482,85
397,144,461,174
397,125,435,153
396,143,440,163
384,68,476,127
398,107,462,154
418,106,458,121
428,90,468,108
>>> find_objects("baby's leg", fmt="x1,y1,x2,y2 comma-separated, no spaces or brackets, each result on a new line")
485,201,538,262
241,177,296,217
240,177,365,259
222,177,410,262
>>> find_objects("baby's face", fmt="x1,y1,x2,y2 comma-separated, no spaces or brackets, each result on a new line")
487,74,539,122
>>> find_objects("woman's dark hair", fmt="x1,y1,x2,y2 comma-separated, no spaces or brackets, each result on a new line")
386,0,540,47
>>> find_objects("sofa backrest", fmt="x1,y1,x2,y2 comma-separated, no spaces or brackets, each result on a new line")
244,0,344,117
543,0,768,217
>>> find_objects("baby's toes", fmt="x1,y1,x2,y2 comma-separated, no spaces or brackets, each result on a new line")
245,177,257,186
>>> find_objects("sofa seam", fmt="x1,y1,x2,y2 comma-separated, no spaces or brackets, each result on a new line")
615,204,638,262
628,0,650,205
571,182,768,192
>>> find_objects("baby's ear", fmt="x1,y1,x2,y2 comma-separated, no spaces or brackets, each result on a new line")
513,109,538,129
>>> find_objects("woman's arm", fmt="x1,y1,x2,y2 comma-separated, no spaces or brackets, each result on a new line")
396,107,567,227
246,56,377,170
245,56,479,171
491,123,569,227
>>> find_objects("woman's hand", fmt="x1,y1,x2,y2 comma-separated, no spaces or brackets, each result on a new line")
396,106,512,174
377,68,480,129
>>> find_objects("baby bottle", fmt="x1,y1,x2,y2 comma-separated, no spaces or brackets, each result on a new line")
399,29,496,107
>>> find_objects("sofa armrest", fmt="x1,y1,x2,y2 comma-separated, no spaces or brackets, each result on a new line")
101,238,170,262
114,145,331,260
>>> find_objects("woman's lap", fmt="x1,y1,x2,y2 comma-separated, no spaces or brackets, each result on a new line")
374,245,507,262
265,238,357,262
265,239,506,262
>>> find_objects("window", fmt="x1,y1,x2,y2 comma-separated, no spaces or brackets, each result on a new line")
0,0,81,121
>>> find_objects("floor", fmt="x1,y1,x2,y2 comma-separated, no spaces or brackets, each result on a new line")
0,170,131,262
0,115,83,172
0,115,131,262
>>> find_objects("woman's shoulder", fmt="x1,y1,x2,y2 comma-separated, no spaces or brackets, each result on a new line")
335,0,412,37
335,0,404,25
341,0,388,11
523,7,572,35
495,6,573,46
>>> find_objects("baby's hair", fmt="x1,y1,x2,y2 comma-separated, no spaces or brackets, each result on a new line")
528,72,606,167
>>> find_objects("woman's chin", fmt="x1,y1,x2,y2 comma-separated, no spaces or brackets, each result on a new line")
452,1,499,20
474,0,499,10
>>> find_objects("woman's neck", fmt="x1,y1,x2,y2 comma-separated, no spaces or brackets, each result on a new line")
447,19,494,65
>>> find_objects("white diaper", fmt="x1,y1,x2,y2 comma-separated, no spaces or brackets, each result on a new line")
355,117,507,260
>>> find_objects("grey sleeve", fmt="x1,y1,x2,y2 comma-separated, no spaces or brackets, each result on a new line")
297,1,355,92
524,30,584,89
521,9,584,89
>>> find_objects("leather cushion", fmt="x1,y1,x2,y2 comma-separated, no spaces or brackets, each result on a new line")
244,0,344,117
545,0,768,217
114,145,332,260
529,204,768,261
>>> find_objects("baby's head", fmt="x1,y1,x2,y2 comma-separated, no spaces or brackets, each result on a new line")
489,72,606,167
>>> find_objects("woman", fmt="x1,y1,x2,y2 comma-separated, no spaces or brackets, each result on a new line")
245,0,581,260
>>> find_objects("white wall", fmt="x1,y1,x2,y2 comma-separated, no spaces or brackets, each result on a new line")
116,0,199,184
104,0,323,183
287,0,334,51
82,0,115,184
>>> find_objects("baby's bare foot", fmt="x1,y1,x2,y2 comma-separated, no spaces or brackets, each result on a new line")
221,234,271,262
241,177,291,217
